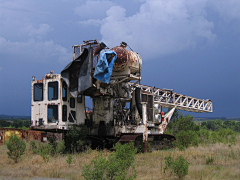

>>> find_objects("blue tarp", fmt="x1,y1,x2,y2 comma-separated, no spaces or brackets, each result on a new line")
93,51,117,84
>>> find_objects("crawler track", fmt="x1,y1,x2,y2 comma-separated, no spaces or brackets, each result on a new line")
119,134,176,152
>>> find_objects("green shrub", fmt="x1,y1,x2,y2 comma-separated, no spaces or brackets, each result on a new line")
172,155,190,179
164,155,174,171
56,140,66,154
6,134,26,163
208,129,237,144
175,130,199,148
177,145,185,151
29,140,39,154
106,142,137,180
66,154,73,166
65,124,88,153
39,143,52,162
82,154,107,180
169,114,199,135
209,131,218,144
206,156,214,165
198,129,210,144
29,138,65,160
164,155,189,180
48,134,58,155
82,142,137,180
217,129,236,144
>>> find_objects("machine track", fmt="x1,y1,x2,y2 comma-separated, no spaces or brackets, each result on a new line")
119,134,176,152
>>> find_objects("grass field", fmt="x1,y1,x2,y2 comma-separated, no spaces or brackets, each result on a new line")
0,135,239,180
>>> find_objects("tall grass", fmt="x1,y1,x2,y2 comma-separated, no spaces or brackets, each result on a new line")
0,134,239,179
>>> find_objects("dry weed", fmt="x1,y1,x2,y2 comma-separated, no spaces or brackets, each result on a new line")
0,135,239,180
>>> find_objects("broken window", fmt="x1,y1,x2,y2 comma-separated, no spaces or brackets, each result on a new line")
48,105,58,123
48,81,58,101
62,105,67,122
69,110,76,123
34,83,43,101
62,81,67,101
70,97,75,108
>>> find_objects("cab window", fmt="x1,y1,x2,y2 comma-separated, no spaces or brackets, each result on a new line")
34,83,43,101
48,105,58,123
48,81,58,100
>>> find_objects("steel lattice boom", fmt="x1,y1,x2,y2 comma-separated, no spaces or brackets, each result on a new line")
129,83,213,113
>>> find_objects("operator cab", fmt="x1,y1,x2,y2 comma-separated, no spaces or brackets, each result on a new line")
31,72,86,131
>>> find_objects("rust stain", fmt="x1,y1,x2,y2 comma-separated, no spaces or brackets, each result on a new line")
111,46,128,72
111,46,142,73
36,80,43,83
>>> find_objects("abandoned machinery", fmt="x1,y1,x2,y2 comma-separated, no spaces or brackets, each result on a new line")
31,40,213,152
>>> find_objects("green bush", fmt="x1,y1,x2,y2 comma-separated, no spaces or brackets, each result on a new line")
65,124,88,153
29,138,65,161
39,143,52,162
82,155,107,180
56,140,66,154
106,142,137,180
198,129,210,144
208,129,237,144
6,134,26,163
168,114,199,135
175,130,199,148
164,155,189,180
206,156,214,165
29,140,38,154
66,154,73,166
164,155,174,171
217,129,236,144
82,142,137,180
209,131,218,144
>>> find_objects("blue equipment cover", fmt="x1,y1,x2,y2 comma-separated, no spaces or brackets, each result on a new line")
93,51,117,83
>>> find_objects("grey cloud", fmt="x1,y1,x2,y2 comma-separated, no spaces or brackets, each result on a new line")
25,24,53,37
209,0,240,22
0,37,71,63
74,0,115,19
99,0,216,59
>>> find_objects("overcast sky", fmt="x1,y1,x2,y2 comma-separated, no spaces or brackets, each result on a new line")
0,0,240,118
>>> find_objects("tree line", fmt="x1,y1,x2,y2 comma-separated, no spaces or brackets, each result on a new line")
0,119,31,129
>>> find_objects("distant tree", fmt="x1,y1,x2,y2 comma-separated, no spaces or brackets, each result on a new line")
12,120,20,128
0,120,11,127
234,122,240,132
168,114,199,135
23,120,31,128
206,121,216,131
223,120,231,127
215,119,223,126
201,121,207,127
223,120,236,131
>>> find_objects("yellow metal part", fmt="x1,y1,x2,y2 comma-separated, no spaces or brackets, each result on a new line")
0,128,23,143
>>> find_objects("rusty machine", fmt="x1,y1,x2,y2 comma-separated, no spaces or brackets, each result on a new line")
31,40,213,151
